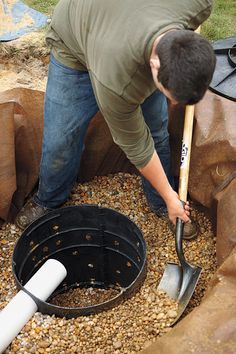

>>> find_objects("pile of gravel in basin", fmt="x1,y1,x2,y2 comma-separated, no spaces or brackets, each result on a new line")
0,173,216,353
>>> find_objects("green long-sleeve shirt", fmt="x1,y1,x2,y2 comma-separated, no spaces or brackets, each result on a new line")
46,0,213,169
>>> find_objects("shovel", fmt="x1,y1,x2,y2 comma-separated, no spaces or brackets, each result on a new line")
158,105,202,325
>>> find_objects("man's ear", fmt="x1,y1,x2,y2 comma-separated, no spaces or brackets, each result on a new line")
150,57,160,70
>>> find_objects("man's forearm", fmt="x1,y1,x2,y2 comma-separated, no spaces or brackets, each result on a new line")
139,151,175,204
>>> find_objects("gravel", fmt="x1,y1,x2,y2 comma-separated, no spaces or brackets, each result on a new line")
0,173,217,353
50,287,121,308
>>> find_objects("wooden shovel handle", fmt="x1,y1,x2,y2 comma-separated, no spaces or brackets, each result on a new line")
178,26,200,202
178,105,195,202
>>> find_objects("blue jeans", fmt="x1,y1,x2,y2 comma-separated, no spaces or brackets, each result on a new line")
141,92,175,212
35,54,174,210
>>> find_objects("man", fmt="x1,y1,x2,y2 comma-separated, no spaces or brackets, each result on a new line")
15,0,216,239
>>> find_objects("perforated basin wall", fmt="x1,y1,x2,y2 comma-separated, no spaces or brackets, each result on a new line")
12,205,147,318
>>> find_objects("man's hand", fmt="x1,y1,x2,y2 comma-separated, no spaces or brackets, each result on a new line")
166,191,190,225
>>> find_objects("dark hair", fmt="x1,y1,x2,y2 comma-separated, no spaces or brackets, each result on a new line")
156,30,216,105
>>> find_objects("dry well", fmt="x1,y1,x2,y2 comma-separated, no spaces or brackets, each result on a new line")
0,173,216,353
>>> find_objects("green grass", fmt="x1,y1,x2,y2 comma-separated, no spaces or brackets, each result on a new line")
24,0,236,41
24,0,58,15
201,0,236,41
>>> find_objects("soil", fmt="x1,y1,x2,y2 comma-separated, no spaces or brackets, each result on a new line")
0,0,34,38
0,31,49,92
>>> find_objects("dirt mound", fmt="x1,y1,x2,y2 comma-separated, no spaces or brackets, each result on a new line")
0,31,49,92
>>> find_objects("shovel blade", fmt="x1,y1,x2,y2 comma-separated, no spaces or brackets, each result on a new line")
158,262,202,325
158,262,182,300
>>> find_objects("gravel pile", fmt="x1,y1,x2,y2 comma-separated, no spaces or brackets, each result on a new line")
50,287,121,308
0,173,217,353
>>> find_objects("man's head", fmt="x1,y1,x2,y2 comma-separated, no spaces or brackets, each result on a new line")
150,30,216,105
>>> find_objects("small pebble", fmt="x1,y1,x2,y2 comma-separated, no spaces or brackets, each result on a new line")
113,340,122,349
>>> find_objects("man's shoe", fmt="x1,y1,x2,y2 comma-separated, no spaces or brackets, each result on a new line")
155,206,199,240
15,198,51,230
171,220,199,240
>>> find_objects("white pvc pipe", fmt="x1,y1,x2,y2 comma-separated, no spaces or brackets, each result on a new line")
0,259,67,353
